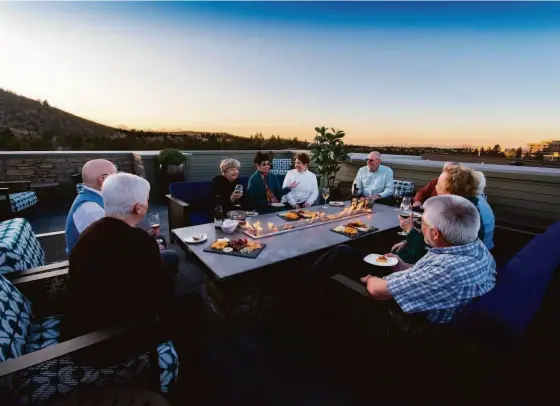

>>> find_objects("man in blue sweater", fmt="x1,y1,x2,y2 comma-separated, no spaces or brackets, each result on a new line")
65,159,117,253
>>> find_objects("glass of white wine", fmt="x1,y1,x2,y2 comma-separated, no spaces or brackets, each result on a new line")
322,187,330,205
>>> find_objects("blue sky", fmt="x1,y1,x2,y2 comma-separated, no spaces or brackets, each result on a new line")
1,1,559,147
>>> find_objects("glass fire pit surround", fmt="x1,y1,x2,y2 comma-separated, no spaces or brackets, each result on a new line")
242,201,374,239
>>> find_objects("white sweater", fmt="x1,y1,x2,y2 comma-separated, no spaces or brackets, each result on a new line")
281,169,319,206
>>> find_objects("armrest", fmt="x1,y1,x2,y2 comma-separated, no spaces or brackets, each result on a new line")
4,260,69,280
0,180,31,192
36,230,66,239
166,194,189,207
0,316,160,378
167,194,190,243
331,274,369,297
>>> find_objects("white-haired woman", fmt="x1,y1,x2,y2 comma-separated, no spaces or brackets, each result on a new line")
210,158,246,213
60,173,175,341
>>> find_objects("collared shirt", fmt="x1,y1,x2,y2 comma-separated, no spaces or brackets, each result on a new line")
354,165,394,198
384,240,496,324
73,186,105,234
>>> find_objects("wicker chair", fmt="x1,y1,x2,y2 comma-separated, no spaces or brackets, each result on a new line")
0,269,179,405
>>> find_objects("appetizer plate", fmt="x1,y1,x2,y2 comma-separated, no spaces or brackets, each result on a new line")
363,253,398,267
184,233,208,244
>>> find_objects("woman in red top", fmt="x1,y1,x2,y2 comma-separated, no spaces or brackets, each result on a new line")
412,162,460,207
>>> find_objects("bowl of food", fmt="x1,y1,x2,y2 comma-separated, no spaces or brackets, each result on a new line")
221,219,239,234
227,210,246,221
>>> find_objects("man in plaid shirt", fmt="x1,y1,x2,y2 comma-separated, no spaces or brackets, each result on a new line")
362,194,496,323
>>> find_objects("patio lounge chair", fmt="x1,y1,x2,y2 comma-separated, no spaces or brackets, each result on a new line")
0,268,179,405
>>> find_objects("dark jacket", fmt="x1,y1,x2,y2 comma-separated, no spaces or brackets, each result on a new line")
210,175,246,214
246,171,284,214
60,217,174,341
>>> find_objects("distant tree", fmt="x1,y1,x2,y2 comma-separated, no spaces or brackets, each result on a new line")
42,99,50,107
534,150,544,160
515,147,522,159
492,144,501,155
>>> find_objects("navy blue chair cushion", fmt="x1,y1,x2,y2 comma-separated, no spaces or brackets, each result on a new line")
169,181,212,209
453,222,560,347
189,211,212,226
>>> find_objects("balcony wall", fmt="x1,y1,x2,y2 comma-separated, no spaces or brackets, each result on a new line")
0,150,295,200
337,159,560,230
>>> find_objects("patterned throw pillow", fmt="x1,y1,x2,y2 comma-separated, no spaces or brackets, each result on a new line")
393,180,415,197
0,275,33,362
270,159,292,176
0,218,46,275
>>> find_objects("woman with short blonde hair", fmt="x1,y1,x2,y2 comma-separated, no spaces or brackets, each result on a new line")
210,158,245,214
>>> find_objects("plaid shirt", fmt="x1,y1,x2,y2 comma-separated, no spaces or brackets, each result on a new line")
384,240,496,323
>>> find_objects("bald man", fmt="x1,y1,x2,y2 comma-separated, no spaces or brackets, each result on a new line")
65,159,117,253
353,151,394,200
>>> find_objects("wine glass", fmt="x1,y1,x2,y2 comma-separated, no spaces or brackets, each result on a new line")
394,192,403,210
397,212,412,236
322,187,330,205
234,184,243,194
401,196,412,212
148,212,160,234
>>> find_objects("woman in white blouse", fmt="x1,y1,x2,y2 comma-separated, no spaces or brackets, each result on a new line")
282,153,319,208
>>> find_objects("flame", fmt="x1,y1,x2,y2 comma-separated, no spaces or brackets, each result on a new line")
268,222,274,230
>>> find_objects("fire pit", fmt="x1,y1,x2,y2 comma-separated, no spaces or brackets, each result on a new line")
242,201,374,239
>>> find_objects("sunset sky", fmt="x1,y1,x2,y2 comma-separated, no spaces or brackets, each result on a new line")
1,1,559,147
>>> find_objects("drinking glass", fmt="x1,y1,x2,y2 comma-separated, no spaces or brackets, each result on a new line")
401,196,412,212
148,212,161,234
234,184,243,194
322,187,330,205
394,193,403,210
397,212,412,236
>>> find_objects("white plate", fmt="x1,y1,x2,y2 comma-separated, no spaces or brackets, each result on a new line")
363,254,398,267
329,201,344,207
184,233,207,244
271,203,285,207
246,211,259,217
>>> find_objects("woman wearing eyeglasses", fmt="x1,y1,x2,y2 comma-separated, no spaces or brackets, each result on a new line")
247,151,295,213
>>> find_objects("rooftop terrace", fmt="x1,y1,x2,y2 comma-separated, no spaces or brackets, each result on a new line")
1,149,559,404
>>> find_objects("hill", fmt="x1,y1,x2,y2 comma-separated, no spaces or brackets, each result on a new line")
0,89,309,150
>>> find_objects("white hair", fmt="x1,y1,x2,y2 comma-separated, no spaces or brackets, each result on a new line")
368,151,383,162
473,171,486,195
423,195,480,246
102,173,150,218
220,158,241,174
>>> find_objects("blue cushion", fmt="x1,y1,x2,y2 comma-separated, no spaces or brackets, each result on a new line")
0,218,46,275
0,274,33,362
170,181,212,208
25,315,61,353
189,211,212,226
453,221,560,346
9,192,38,212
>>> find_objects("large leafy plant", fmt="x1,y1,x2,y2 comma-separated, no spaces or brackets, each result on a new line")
309,127,347,188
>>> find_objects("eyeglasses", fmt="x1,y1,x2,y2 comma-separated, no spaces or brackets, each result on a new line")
366,159,380,163
259,162,271,166
421,219,432,228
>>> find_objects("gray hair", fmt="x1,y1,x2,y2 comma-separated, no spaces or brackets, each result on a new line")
102,173,150,218
368,151,383,161
220,158,241,174
423,195,480,246
443,161,460,171
473,171,486,195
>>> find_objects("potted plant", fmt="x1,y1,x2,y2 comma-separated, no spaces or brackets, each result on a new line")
309,127,347,199
158,148,186,197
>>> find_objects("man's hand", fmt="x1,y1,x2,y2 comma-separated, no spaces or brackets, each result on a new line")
158,243,165,252
391,241,406,253
359,275,392,300
288,181,300,189
230,191,242,202
412,201,422,208
385,253,412,272
372,194,381,200
303,202,311,208
148,227,160,237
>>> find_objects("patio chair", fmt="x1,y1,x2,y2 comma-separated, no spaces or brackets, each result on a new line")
393,179,415,197
0,218,68,277
270,158,292,176
0,181,39,220
0,269,179,405
166,177,249,241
